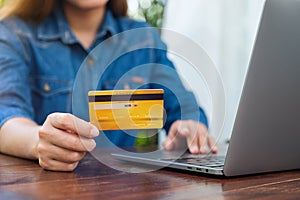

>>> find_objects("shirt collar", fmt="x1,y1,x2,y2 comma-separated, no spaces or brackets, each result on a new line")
37,4,119,45
97,10,119,39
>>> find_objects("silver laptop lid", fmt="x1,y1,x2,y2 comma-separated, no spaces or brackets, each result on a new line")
224,0,300,176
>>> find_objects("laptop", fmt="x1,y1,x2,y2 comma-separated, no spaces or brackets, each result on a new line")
112,0,300,177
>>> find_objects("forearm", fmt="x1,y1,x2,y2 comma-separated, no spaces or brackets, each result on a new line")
0,117,40,160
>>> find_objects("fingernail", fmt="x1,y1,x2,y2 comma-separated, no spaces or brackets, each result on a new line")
212,146,218,153
83,139,96,151
164,139,172,150
200,146,209,154
191,146,199,154
90,126,99,137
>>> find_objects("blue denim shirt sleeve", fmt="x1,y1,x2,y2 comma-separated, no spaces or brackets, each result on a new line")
0,20,34,127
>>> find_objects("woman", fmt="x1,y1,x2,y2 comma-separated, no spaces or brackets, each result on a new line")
0,0,217,171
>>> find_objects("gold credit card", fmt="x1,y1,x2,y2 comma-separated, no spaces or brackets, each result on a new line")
88,89,164,130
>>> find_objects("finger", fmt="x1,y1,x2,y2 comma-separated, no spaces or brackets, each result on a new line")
163,121,182,150
163,135,187,151
198,125,209,154
173,121,200,154
39,126,97,152
181,127,199,154
207,135,218,153
48,113,99,138
162,138,174,150
167,120,182,139
37,141,86,163
39,157,79,171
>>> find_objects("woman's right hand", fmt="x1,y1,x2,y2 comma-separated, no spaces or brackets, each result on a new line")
37,113,99,171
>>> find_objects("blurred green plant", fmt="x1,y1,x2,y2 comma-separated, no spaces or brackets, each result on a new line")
128,0,166,29
134,129,158,148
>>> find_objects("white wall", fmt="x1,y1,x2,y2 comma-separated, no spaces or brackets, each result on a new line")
162,0,265,142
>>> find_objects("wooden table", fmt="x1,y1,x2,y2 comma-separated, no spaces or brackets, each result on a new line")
0,147,300,200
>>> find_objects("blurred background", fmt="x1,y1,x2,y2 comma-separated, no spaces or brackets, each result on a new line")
128,0,265,143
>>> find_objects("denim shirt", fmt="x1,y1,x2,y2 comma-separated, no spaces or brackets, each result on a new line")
0,6,208,147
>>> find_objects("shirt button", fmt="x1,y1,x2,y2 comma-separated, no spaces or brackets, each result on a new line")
65,31,70,40
43,83,51,92
124,83,130,90
87,57,95,67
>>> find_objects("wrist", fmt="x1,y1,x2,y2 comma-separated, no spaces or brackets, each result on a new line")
28,126,41,160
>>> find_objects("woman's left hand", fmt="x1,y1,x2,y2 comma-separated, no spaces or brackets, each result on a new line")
162,120,218,154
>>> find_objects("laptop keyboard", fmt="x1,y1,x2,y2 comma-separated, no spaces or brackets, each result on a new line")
162,155,225,168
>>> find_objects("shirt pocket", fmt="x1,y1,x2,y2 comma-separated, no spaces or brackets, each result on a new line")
29,77,73,124
30,77,73,98
102,76,150,90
